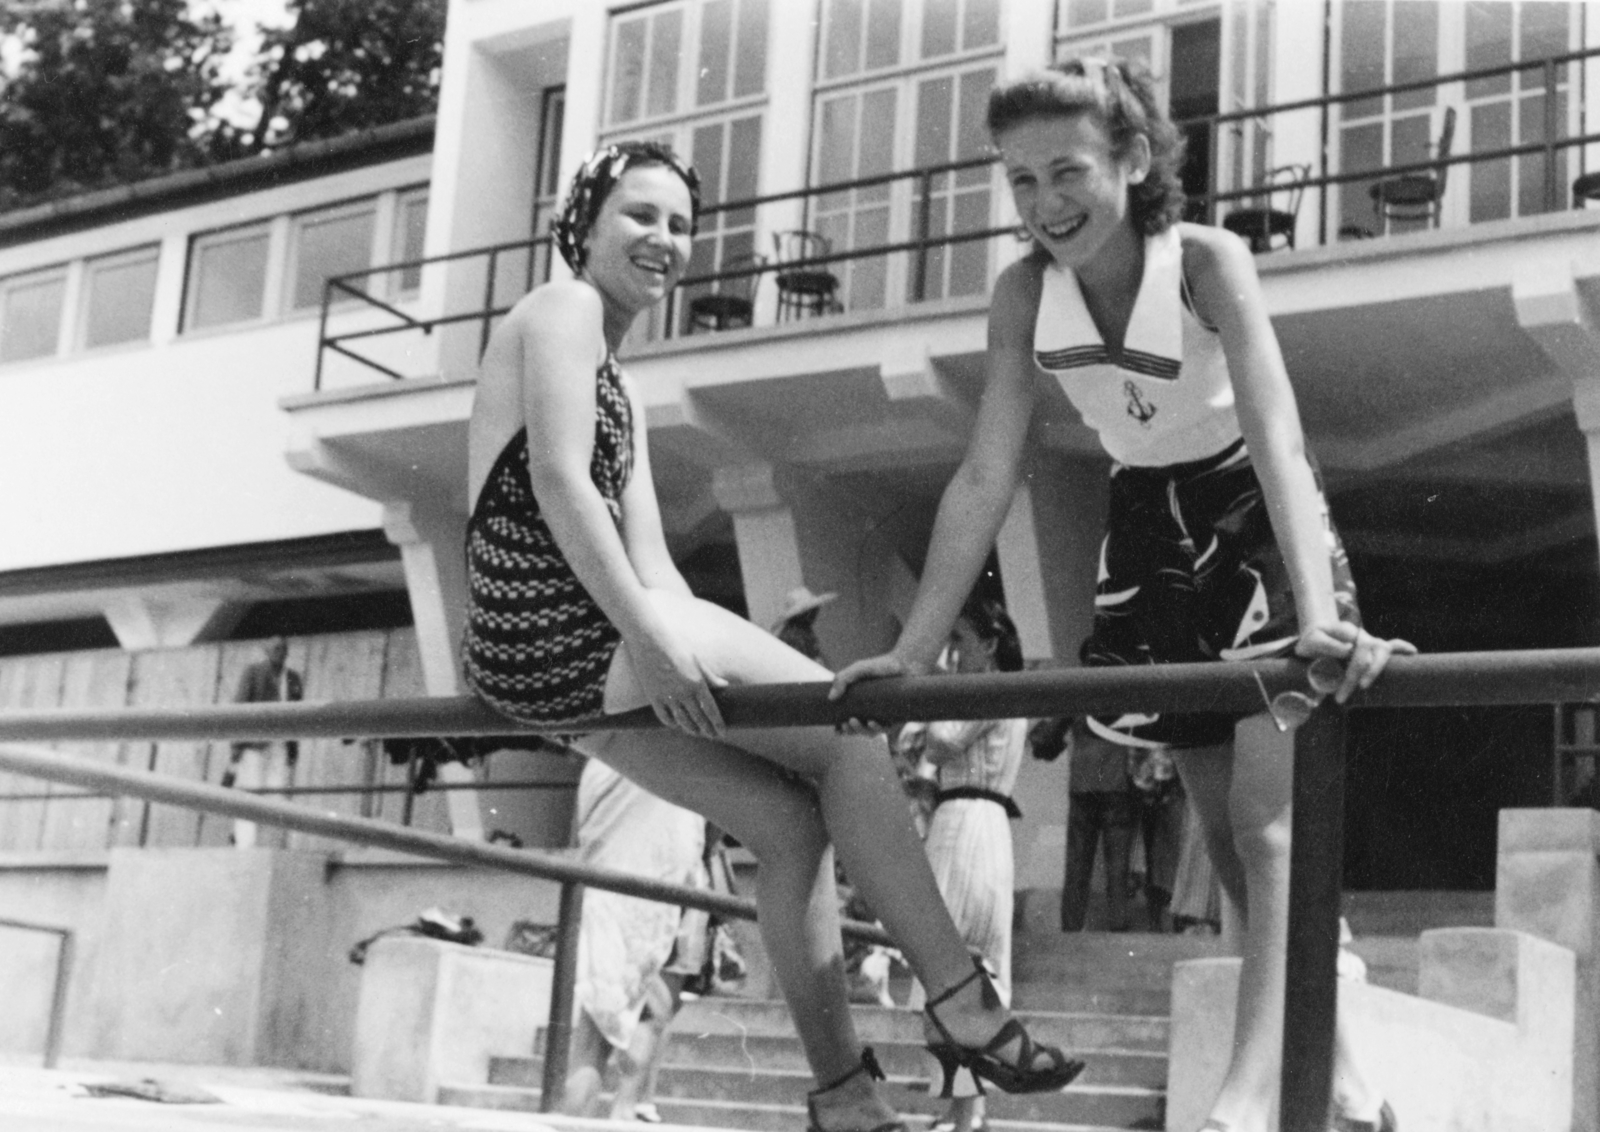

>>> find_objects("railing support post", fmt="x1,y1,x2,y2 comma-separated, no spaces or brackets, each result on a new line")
44,929,73,1069
913,169,932,302
1279,699,1346,1132
1543,58,1560,214
539,880,584,1113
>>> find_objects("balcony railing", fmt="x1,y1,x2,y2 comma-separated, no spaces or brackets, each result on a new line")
315,44,1600,390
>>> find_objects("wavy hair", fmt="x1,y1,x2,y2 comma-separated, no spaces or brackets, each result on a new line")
958,594,1024,674
987,56,1186,236
551,140,701,274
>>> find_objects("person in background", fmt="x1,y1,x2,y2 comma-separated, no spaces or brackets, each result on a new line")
1058,718,1138,932
917,594,1029,1132
771,585,838,663
564,757,705,1120
221,636,302,848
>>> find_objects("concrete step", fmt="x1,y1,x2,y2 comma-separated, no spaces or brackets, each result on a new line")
1010,931,1227,987
672,999,1169,1052
494,1038,1164,1090
439,1081,1163,1132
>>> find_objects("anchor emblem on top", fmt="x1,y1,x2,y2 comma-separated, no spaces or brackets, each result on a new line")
1123,380,1157,427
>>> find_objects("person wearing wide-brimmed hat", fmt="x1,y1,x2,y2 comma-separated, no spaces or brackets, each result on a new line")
770,585,837,665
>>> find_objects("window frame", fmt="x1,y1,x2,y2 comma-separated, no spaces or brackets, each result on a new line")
284,195,381,314
76,243,161,352
182,220,275,334
387,185,431,299
815,0,1004,89
604,0,772,135
0,263,71,365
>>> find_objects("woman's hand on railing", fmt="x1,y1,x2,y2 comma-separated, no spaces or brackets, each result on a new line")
625,623,728,739
828,651,936,733
1295,621,1417,704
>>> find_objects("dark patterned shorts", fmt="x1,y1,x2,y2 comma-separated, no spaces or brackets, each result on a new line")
1083,440,1359,749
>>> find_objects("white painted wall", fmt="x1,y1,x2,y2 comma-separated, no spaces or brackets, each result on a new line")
0,157,433,573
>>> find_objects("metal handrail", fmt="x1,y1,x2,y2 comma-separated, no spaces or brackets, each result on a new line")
4,649,1600,1127
315,45,1600,387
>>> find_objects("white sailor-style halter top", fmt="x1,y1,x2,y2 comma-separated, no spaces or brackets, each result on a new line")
1033,226,1242,468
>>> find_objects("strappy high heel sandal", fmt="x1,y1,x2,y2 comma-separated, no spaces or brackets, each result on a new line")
923,958,1085,1097
805,1048,907,1132
1331,1100,1397,1132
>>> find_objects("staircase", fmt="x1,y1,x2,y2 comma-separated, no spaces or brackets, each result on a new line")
438,931,1256,1132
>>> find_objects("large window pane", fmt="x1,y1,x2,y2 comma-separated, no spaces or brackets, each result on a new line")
961,0,999,50
188,229,269,330
1391,1,1437,112
1519,2,1570,89
733,0,769,98
1465,1,1511,100
922,0,958,59
647,10,682,118
1341,0,1386,120
84,249,158,348
866,0,902,71
610,17,647,125
698,0,733,106
0,272,65,362
291,205,375,311
824,0,864,79
1066,0,1109,28
1469,101,1511,223
1338,122,1385,236
394,190,428,293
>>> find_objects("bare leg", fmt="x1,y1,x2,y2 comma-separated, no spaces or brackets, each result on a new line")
562,1009,612,1118
604,595,1020,1020
1173,714,1379,1132
609,974,676,1120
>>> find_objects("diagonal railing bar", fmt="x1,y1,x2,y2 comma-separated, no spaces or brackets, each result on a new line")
0,738,883,946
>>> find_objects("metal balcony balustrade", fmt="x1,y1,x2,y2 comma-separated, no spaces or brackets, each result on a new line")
4,647,1600,1128
316,44,1600,390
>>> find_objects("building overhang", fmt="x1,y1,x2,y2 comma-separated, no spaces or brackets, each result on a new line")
282,211,1600,572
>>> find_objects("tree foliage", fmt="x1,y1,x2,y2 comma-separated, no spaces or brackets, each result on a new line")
241,0,445,154
0,0,234,207
0,0,445,210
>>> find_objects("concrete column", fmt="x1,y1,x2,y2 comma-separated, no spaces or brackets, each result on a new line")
101,596,247,650
382,502,482,841
1495,807,1600,1132
712,462,905,666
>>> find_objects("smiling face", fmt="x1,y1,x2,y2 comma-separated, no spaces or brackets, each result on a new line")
580,163,695,318
997,112,1150,272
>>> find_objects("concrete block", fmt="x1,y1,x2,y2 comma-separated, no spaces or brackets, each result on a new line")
351,935,552,1103
84,847,334,1066
1168,928,1573,1132
1497,808,1600,1132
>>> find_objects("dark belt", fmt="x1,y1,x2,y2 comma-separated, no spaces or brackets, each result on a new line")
934,787,1022,820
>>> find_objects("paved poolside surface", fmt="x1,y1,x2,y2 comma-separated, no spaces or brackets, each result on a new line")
0,1059,642,1132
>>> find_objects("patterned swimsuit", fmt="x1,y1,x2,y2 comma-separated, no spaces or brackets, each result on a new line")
463,355,633,726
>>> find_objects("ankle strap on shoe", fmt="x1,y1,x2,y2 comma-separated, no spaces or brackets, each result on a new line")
926,956,999,1013
812,1047,885,1097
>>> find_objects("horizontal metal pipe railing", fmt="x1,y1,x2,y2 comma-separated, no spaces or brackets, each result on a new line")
4,649,1595,1129
2,649,1596,745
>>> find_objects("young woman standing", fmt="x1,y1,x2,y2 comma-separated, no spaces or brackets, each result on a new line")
834,62,1409,1132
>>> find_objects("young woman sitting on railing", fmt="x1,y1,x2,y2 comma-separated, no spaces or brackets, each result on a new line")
833,59,1414,1132
461,141,1082,1132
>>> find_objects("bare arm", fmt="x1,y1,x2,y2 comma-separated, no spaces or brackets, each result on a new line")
833,261,1043,695
1183,224,1413,699
922,718,994,765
